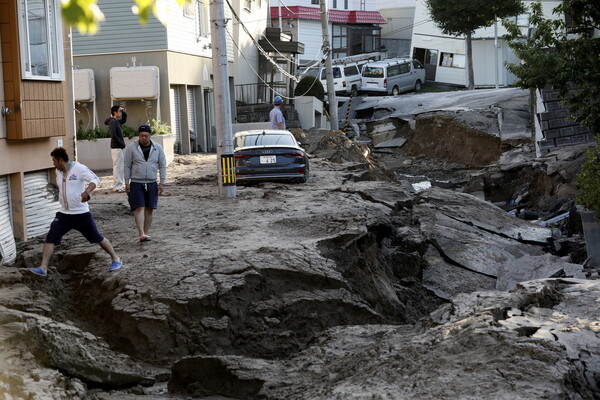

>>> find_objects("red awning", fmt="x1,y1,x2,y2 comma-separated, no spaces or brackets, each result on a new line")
270,6,387,25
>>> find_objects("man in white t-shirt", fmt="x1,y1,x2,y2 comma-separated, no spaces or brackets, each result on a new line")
29,147,122,277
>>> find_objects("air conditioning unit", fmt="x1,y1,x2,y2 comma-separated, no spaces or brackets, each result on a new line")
73,69,95,102
110,66,160,100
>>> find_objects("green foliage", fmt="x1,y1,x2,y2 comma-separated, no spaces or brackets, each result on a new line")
294,76,325,102
504,1,600,217
576,135,600,220
425,0,525,36
76,124,108,141
76,119,172,140
149,119,171,136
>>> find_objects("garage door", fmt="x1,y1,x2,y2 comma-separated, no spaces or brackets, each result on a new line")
0,176,16,265
24,171,61,238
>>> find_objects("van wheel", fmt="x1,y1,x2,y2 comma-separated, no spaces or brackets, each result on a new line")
415,80,423,92
392,86,400,96
350,85,358,97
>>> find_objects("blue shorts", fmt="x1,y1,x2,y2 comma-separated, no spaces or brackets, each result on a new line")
128,182,159,211
45,212,104,245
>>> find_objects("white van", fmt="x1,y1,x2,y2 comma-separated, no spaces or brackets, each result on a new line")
360,58,425,96
300,63,362,96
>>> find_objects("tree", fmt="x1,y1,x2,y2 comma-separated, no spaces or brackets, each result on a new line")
425,0,525,89
504,1,600,218
294,76,325,102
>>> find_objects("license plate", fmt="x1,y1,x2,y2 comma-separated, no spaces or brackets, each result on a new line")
260,155,276,164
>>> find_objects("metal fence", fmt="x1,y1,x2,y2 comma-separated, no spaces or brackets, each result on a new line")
234,82,291,106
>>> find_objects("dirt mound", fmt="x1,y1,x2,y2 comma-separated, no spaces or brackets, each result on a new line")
405,112,502,166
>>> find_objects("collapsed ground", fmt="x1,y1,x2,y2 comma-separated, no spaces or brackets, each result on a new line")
1,88,599,399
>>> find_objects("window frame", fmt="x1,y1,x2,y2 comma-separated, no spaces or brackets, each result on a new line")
440,52,465,69
17,0,65,81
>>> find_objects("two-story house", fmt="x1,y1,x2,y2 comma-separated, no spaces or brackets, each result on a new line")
270,0,387,65
72,0,268,154
0,0,74,264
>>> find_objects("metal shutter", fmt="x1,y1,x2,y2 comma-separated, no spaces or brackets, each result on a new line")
0,176,16,265
24,171,61,239
187,86,198,151
170,86,182,154
205,89,216,152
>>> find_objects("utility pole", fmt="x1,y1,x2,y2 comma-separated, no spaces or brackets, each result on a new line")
494,17,499,89
210,0,236,198
319,0,339,130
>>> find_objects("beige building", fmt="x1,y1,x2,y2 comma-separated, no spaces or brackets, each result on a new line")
0,0,75,264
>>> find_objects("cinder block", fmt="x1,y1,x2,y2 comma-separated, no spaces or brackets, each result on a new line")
539,111,555,121
539,139,556,149
556,137,573,146
546,102,562,111
570,134,588,144
559,126,575,137
545,129,561,139
548,118,565,129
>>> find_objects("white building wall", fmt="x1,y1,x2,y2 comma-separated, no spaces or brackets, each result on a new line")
379,6,415,40
166,0,212,57
410,0,562,86
231,0,268,85
298,19,325,63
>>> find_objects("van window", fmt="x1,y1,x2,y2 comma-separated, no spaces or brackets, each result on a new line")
412,60,424,69
387,65,401,77
344,65,359,76
399,63,410,74
323,68,342,79
362,66,384,78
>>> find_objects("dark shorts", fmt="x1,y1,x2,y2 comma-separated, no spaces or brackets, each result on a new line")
128,182,159,211
45,212,104,245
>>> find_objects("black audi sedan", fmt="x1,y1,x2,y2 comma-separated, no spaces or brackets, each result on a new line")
234,130,309,183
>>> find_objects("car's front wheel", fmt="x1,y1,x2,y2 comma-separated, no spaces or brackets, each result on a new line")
415,80,423,92
392,86,400,96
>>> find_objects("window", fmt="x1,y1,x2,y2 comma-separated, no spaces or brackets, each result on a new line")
311,0,319,4
183,1,196,17
508,13,530,27
344,65,359,76
362,66,384,78
344,0,348,9
387,65,400,77
332,24,348,59
196,0,210,39
412,60,424,69
333,0,337,8
244,0,252,11
440,52,465,68
18,0,64,80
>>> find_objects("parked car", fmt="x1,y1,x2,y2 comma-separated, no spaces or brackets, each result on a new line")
234,130,309,183
299,62,362,96
360,58,425,96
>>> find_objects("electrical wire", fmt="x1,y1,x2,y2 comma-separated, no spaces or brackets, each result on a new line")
227,28,323,100
225,0,301,82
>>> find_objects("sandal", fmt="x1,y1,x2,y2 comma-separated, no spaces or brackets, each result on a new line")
29,267,47,277
139,235,152,243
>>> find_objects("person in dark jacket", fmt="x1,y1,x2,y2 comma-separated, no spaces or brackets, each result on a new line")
104,105,127,192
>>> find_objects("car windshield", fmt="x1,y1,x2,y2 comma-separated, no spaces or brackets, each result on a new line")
362,66,384,78
236,134,296,148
